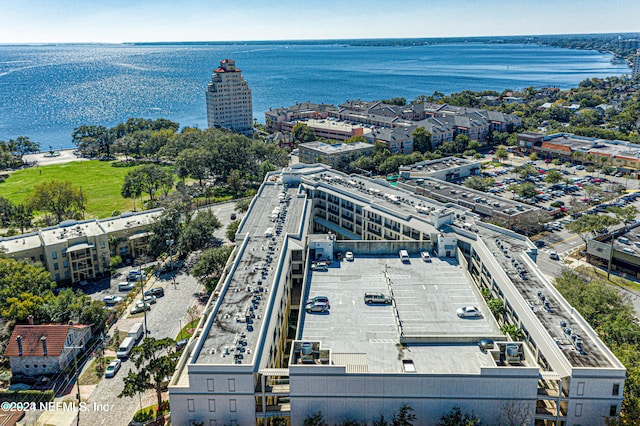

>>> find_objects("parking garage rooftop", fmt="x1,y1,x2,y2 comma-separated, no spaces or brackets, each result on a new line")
298,254,503,374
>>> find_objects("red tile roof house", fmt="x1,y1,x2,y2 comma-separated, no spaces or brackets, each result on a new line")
4,323,92,381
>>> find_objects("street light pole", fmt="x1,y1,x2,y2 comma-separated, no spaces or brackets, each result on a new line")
65,340,84,426
166,238,174,271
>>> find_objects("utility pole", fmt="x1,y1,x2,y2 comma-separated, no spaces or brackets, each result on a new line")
65,336,84,426
139,264,149,335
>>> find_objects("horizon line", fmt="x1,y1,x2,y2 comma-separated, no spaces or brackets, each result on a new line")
1,31,640,47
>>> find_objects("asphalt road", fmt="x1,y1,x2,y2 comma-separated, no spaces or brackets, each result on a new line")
82,269,206,426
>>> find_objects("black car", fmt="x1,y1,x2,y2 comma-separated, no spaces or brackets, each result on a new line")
144,287,165,298
176,339,189,351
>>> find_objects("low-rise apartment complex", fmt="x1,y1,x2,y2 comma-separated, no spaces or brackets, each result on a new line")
169,163,624,426
0,210,162,284
266,100,521,153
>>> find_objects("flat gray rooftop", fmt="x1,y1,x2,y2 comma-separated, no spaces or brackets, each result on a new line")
413,177,538,218
299,254,501,374
195,183,306,365
476,225,615,369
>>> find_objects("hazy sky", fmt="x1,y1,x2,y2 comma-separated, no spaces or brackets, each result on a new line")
1,0,639,44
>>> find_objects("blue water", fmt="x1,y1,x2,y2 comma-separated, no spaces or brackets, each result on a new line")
0,42,630,148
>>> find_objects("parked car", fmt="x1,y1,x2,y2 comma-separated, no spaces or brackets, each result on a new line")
176,339,189,351
345,251,354,261
137,295,156,306
305,301,329,313
131,303,151,314
363,292,392,305
549,251,559,260
118,282,136,292
104,359,121,378
144,287,165,298
420,251,432,262
103,295,124,305
311,262,328,271
306,296,329,307
457,306,482,318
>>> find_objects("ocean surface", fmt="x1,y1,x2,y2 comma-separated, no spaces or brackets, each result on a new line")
0,42,631,149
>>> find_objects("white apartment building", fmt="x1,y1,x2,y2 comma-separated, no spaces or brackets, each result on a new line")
169,164,625,426
206,59,253,133
0,209,162,284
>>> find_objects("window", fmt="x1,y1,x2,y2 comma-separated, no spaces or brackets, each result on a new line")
55,274,60,281
610,405,618,417
207,378,215,392
575,403,582,417
577,382,585,396
63,260,68,268
54,263,59,270
209,421,217,426
208,399,216,412
100,241,106,249
228,379,235,392
52,251,57,259
62,251,66,257
187,399,195,412
65,271,70,278
613,383,620,396
229,399,236,413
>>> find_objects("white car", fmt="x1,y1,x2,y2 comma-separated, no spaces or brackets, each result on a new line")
345,252,354,261
137,295,156,305
131,303,151,314
104,359,121,378
420,251,432,262
103,295,124,305
456,306,482,318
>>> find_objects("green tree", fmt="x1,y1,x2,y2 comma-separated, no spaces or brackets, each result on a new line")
392,404,417,426
7,136,40,164
177,210,222,254
488,299,505,317
544,169,563,184
27,180,85,223
235,198,251,213
291,122,316,145
345,135,368,144
438,406,482,426
12,204,33,233
382,97,406,106
226,220,241,242
566,214,619,246
122,164,173,202
508,182,538,199
412,127,432,154
118,337,177,412
501,324,524,341
0,197,14,227
464,176,495,192
454,135,471,153
1,292,45,321
193,246,234,292
175,148,209,184
227,169,245,197
495,149,509,162
303,411,328,426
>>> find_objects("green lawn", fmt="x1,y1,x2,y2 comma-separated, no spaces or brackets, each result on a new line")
0,161,140,218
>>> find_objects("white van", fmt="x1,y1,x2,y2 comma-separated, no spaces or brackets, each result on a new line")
399,250,410,263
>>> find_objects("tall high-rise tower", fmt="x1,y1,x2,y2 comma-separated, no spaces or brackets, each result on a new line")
633,52,640,79
206,59,253,132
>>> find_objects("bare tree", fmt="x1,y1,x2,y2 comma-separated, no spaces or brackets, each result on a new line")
496,401,534,426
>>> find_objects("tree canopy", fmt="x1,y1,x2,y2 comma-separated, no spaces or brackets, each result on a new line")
27,180,85,223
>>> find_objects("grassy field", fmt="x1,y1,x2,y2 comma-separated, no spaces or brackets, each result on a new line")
0,161,139,218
